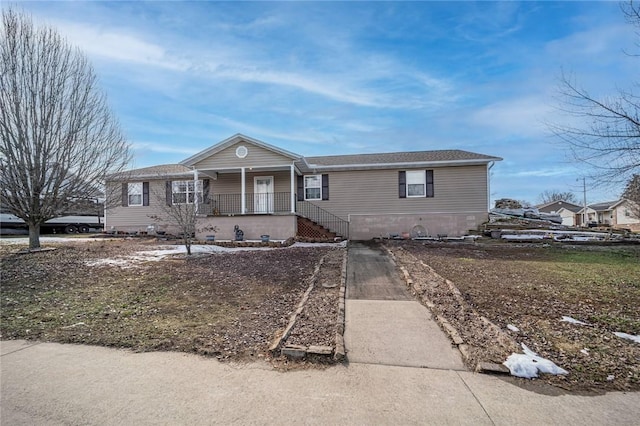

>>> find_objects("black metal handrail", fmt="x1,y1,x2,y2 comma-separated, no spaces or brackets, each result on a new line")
199,192,293,215
296,199,349,238
197,192,349,238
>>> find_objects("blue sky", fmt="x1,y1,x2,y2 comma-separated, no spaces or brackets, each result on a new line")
13,1,638,205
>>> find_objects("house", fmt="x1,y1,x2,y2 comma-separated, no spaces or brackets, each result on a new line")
105,134,502,240
578,199,640,231
536,200,583,226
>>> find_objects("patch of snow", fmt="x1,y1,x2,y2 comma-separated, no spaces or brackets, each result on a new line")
580,348,589,355
501,234,545,240
0,236,101,245
607,375,615,381
290,241,347,248
507,324,520,332
61,322,86,329
84,241,347,268
503,344,569,379
613,332,640,344
561,316,590,326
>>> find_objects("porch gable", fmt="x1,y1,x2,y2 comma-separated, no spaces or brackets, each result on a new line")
181,133,301,170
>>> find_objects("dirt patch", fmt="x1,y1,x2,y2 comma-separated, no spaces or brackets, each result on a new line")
284,249,343,348
0,239,344,365
386,240,640,392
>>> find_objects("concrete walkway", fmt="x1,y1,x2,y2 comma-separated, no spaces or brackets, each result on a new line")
2,340,639,425
344,242,465,370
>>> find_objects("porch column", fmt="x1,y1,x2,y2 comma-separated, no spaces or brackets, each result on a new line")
241,167,246,214
193,169,199,214
290,164,295,213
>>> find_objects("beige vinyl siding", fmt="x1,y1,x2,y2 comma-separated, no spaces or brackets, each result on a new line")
304,165,489,220
105,180,172,229
193,142,295,170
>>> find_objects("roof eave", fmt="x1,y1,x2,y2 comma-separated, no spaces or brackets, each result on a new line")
108,171,196,181
304,157,502,172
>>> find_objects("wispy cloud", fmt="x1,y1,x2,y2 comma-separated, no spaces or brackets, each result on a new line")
468,96,555,138
50,20,188,71
131,142,200,156
42,12,456,110
510,167,576,178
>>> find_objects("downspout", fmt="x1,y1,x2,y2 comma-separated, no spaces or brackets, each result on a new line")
487,161,495,211
290,163,295,214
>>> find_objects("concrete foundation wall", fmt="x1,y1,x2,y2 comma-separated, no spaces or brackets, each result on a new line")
195,215,296,240
349,212,488,240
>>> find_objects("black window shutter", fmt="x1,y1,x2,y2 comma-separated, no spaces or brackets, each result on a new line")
122,183,128,206
426,170,434,198
398,171,406,198
321,174,329,200
203,179,210,204
142,182,149,206
166,181,172,206
297,175,304,201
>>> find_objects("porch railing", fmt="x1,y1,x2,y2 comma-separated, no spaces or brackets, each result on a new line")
199,192,293,215
197,192,349,238
296,200,349,238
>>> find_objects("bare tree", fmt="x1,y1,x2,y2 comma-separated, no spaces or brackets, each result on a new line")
0,9,130,249
537,190,577,204
548,1,640,184
622,174,640,219
148,179,216,256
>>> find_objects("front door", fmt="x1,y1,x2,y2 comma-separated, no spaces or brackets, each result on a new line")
254,176,274,213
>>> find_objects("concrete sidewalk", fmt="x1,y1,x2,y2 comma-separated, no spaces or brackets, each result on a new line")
2,340,639,425
344,242,465,369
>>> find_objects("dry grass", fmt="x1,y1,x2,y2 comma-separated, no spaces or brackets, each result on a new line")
396,241,640,391
1,239,337,361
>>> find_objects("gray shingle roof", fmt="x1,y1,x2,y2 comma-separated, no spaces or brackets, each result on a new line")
295,149,502,172
537,200,583,213
304,149,500,166
588,201,619,211
111,142,502,180
108,164,192,180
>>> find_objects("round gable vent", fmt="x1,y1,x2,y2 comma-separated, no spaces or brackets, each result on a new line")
235,145,248,158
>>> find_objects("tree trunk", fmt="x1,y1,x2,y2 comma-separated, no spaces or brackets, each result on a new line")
28,222,41,250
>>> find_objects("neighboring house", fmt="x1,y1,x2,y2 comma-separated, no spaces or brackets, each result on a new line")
106,134,502,240
577,199,640,231
536,200,583,226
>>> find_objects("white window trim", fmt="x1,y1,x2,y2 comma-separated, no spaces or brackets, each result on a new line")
172,179,203,205
128,182,143,207
304,175,322,201
406,170,426,198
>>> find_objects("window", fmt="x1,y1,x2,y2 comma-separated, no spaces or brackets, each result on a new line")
406,171,426,197
399,170,434,198
297,174,329,201
304,175,322,200
128,182,143,206
171,180,203,204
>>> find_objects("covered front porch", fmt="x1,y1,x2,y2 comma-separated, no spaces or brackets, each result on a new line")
189,168,347,239
179,135,348,238
196,165,298,216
